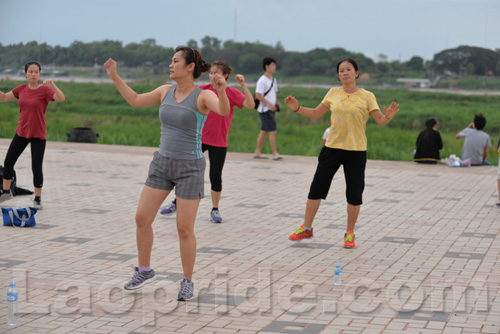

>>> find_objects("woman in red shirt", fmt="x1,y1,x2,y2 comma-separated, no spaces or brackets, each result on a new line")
0,61,65,208
160,61,255,223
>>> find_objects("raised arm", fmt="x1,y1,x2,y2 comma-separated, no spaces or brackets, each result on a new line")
104,58,168,107
456,122,474,139
284,96,329,119
235,74,255,109
200,73,230,116
370,101,399,125
0,90,15,103
42,79,65,102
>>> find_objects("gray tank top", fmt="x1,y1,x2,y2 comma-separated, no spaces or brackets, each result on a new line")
158,86,206,159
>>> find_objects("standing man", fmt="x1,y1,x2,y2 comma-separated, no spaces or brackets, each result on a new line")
455,114,492,166
253,57,282,160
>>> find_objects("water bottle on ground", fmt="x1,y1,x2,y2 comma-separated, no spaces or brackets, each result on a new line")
334,265,342,286
7,283,18,326
17,200,22,209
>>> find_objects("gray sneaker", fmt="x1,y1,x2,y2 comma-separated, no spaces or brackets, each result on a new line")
177,278,194,301
33,198,43,210
124,267,156,290
0,191,13,203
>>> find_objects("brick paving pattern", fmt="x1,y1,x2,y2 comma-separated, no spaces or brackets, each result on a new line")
0,139,498,333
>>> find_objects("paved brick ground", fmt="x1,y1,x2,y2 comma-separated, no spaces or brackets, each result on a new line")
0,139,499,334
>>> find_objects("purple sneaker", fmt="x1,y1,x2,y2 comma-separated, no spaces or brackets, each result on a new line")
161,201,176,215
210,209,222,223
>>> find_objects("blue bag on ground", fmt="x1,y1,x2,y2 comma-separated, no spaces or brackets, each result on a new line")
2,207,37,227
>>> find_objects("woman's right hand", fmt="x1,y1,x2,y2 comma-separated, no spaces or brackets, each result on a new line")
284,96,299,111
235,74,246,86
104,58,117,77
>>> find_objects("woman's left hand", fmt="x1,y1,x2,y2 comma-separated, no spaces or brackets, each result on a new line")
383,101,399,121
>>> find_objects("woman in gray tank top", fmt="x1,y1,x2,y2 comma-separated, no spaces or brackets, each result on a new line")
104,46,230,301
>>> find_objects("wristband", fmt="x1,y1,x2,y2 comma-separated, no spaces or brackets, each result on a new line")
293,106,300,113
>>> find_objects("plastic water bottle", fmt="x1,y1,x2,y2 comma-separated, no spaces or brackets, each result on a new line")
7,283,18,326
16,200,22,209
333,265,342,286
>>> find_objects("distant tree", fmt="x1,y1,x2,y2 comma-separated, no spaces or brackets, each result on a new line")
406,56,424,72
431,45,500,76
201,36,221,50
141,38,157,47
186,39,198,48
282,52,304,75
238,53,261,73
378,53,388,63
275,41,285,52
201,36,222,60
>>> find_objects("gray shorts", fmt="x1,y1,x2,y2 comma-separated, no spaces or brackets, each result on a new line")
145,151,205,199
258,111,277,132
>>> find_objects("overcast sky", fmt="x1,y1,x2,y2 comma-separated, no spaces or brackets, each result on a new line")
1,0,499,62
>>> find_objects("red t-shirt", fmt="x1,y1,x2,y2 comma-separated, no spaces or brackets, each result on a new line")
12,84,55,140
199,84,246,147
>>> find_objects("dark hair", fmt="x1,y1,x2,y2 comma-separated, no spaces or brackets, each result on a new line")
336,58,359,81
25,61,41,72
262,57,276,71
474,114,486,130
175,46,211,79
424,118,437,141
336,58,359,73
211,61,233,80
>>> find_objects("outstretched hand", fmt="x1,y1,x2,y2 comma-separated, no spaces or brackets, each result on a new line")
383,101,399,120
284,96,299,111
103,58,117,77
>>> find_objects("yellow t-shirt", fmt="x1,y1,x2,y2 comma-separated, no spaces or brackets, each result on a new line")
321,87,379,151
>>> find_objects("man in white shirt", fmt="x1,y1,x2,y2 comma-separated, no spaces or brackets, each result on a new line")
253,57,282,160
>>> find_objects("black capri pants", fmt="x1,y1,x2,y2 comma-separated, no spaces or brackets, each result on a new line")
202,143,227,193
3,134,46,188
308,147,367,205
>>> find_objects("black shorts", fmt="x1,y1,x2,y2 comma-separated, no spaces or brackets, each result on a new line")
308,147,367,205
258,111,277,132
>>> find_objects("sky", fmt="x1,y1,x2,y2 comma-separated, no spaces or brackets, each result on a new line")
1,0,499,63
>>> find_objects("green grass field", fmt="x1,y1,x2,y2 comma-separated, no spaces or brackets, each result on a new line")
1,80,499,165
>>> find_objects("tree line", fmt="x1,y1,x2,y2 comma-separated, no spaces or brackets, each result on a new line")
1,36,499,78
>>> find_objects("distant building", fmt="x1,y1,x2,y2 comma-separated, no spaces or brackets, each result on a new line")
396,78,431,88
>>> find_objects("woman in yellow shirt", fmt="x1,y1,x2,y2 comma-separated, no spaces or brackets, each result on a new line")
284,58,399,248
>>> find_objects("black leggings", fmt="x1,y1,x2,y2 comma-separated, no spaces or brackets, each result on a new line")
202,143,227,192
3,134,46,188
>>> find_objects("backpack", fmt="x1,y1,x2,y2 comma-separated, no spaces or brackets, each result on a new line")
0,166,33,196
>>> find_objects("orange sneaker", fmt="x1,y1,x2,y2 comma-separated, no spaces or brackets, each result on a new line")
289,224,313,241
344,231,355,248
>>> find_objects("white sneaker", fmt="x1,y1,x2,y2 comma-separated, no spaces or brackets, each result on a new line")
0,191,13,203
33,198,43,210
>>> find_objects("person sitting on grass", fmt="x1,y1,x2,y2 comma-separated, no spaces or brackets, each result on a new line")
455,114,492,166
413,118,443,164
